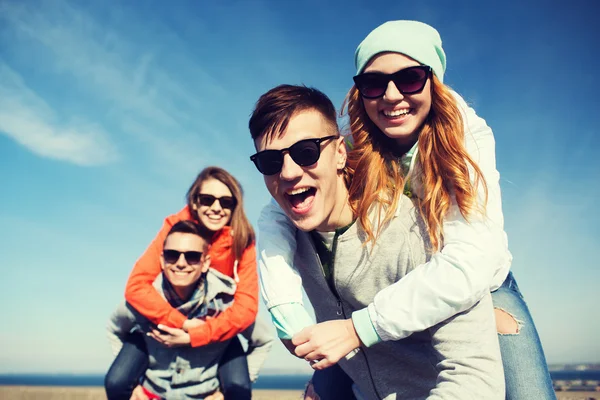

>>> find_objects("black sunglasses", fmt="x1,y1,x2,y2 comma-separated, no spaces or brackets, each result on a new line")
197,194,237,210
250,135,338,176
163,250,203,265
353,65,432,99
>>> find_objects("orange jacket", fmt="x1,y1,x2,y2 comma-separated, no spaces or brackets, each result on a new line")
124,207,259,347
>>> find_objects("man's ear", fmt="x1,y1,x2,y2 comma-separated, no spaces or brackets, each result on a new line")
336,136,348,170
201,254,211,274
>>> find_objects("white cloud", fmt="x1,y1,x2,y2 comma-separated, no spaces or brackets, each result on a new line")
0,63,118,166
0,0,233,173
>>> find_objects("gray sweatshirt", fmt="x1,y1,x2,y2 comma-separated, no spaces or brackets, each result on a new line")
107,268,236,399
294,195,505,400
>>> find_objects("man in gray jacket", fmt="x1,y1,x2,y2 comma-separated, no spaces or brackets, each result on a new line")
107,220,235,400
248,84,505,399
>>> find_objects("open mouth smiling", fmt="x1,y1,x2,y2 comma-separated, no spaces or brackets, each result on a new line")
382,108,412,120
171,270,193,276
284,186,316,214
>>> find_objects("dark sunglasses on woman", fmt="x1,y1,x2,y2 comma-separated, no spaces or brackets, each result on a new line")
353,65,432,99
250,135,338,176
197,194,237,210
163,249,203,265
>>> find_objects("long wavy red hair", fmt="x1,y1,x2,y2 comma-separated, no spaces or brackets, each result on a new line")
343,74,487,250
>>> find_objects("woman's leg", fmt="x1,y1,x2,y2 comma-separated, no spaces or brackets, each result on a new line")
105,331,149,400
311,364,356,400
492,272,556,400
218,336,251,400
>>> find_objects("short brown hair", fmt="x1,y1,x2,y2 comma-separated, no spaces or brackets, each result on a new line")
249,84,339,142
186,166,255,260
163,220,209,252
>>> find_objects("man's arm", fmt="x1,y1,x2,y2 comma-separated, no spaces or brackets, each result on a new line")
257,200,315,341
258,200,305,308
106,302,138,356
242,317,275,382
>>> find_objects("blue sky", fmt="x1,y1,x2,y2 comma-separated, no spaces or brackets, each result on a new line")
0,0,598,374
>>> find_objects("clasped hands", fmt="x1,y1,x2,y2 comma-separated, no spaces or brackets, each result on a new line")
284,319,361,370
147,318,206,347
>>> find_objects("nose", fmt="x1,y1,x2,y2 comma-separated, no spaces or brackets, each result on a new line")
209,199,223,212
383,80,404,102
279,153,303,181
175,253,187,268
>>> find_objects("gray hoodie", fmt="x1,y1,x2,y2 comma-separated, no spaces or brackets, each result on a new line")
294,195,504,400
107,268,236,400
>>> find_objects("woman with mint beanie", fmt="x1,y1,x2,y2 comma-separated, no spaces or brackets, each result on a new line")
348,20,555,399
257,20,556,399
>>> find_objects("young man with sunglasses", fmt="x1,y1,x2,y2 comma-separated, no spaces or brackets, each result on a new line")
107,220,236,400
248,84,504,399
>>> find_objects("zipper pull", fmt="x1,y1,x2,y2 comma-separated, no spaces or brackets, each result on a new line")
337,300,343,316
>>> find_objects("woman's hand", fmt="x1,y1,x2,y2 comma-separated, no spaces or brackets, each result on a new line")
292,319,361,370
148,324,191,347
182,318,206,332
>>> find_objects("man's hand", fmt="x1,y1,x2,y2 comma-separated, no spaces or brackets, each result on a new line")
148,324,191,347
292,319,361,370
205,390,224,400
130,385,149,400
182,318,206,332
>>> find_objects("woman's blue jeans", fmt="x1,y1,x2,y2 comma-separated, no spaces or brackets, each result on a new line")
312,272,556,400
105,331,148,400
104,332,251,400
492,272,556,399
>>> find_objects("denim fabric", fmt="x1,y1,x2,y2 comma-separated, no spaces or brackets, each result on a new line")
492,272,556,400
218,336,251,400
105,332,149,400
105,333,252,400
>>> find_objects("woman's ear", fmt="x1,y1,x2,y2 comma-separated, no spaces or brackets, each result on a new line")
336,136,348,170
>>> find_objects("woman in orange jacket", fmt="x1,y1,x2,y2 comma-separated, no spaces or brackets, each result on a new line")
105,166,273,400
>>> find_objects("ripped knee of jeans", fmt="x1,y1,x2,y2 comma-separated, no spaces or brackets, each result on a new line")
494,308,521,335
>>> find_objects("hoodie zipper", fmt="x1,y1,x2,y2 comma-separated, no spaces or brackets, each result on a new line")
312,237,344,318
329,230,344,317
327,231,382,400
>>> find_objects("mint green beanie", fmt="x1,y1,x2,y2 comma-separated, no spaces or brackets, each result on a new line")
355,20,446,83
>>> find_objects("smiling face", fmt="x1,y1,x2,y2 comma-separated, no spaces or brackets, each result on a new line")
160,232,210,293
255,109,350,232
194,178,234,232
362,52,432,147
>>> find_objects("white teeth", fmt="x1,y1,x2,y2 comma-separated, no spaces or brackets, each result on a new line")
174,271,189,275
207,215,223,220
287,187,310,196
383,109,410,117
